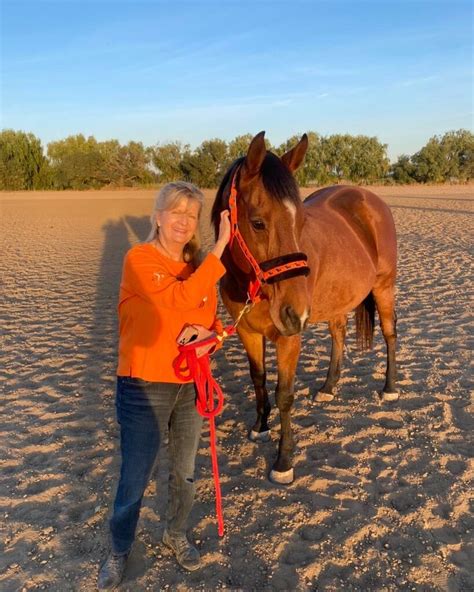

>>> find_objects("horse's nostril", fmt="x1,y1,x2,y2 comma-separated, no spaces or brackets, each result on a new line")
281,305,301,332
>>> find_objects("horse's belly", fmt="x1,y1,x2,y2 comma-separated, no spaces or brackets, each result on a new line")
308,248,377,322
309,285,374,322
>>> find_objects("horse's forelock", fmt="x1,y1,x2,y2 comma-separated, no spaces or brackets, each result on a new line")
212,152,300,237
260,153,300,205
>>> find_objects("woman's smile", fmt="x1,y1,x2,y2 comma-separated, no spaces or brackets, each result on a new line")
157,197,200,251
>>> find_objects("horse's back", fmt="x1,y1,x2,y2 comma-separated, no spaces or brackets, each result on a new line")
303,184,397,270
304,184,393,222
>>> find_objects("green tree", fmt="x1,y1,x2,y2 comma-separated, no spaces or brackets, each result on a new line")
46,136,154,188
401,129,473,183
47,134,106,189
199,138,228,184
390,155,416,184
349,135,390,183
439,129,474,182
105,141,154,186
180,150,215,187
411,136,446,183
322,134,389,184
0,129,48,189
276,132,328,186
227,134,254,162
227,133,273,163
321,134,352,182
151,141,187,183
180,138,228,187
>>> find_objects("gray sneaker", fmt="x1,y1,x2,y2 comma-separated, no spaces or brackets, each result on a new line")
97,551,129,590
162,530,201,571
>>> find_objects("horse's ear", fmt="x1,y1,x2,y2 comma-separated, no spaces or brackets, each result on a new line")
281,133,308,172
241,131,267,183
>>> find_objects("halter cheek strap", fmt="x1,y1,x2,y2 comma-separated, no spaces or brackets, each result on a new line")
227,168,310,303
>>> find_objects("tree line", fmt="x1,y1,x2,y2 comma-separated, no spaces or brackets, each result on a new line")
0,128,472,191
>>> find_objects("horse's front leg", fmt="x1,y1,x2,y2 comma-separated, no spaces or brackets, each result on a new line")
269,334,301,485
237,327,271,442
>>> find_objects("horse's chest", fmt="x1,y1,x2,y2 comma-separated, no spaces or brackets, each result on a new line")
220,288,275,336
242,305,279,339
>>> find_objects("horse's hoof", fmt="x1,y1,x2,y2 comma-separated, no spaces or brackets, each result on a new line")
269,468,294,485
312,392,335,403
249,429,271,442
381,391,399,402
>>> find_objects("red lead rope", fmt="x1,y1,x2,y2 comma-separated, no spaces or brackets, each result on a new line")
172,326,236,537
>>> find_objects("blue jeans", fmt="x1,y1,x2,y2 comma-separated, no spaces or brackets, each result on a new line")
109,377,203,555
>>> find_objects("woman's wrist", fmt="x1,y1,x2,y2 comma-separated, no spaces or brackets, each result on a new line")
211,240,227,259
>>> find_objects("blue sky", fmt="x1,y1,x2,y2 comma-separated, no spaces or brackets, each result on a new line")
1,0,472,160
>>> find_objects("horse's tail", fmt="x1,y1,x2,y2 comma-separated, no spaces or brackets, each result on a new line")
355,292,375,350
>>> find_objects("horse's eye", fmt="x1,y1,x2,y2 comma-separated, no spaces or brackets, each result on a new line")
251,219,265,231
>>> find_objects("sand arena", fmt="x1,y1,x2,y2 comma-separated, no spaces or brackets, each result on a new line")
1,184,472,591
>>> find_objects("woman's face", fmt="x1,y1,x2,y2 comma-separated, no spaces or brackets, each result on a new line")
156,197,201,248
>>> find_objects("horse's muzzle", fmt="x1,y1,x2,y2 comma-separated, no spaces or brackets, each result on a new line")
280,304,305,335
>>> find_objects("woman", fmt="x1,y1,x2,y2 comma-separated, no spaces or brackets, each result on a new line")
98,182,230,590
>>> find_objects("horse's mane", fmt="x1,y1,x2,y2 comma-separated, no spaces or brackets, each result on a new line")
211,157,244,237
211,152,300,238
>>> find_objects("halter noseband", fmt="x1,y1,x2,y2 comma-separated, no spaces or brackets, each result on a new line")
227,167,310,303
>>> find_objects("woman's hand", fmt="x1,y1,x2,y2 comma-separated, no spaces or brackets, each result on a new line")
212,210,231,259
217,210,231,246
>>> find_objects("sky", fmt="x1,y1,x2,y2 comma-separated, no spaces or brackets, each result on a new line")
1,0,472,161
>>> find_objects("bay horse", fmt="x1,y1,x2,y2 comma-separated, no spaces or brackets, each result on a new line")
211,131,398,484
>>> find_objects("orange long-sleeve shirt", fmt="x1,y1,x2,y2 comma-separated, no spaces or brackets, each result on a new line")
117,243,226,382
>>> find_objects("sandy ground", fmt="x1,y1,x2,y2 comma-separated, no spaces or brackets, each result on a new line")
1,184,473,592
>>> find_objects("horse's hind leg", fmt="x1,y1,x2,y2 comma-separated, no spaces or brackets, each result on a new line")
313,314,347,403
270,334,301,485
237,328,272,442
373,281,398,401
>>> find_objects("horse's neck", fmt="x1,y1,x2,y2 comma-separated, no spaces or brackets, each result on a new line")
221,251,251,302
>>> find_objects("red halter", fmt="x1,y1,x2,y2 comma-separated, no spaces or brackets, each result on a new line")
228,167,310,303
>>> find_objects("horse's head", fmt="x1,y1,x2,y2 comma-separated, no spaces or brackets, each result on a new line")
212,131,311,336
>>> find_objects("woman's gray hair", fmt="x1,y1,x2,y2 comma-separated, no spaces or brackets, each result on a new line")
146,181,205,266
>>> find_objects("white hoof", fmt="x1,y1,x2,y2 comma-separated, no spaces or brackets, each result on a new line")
313,392,335,402
382,391,399,402
249,429,271,442
269,468,294,484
